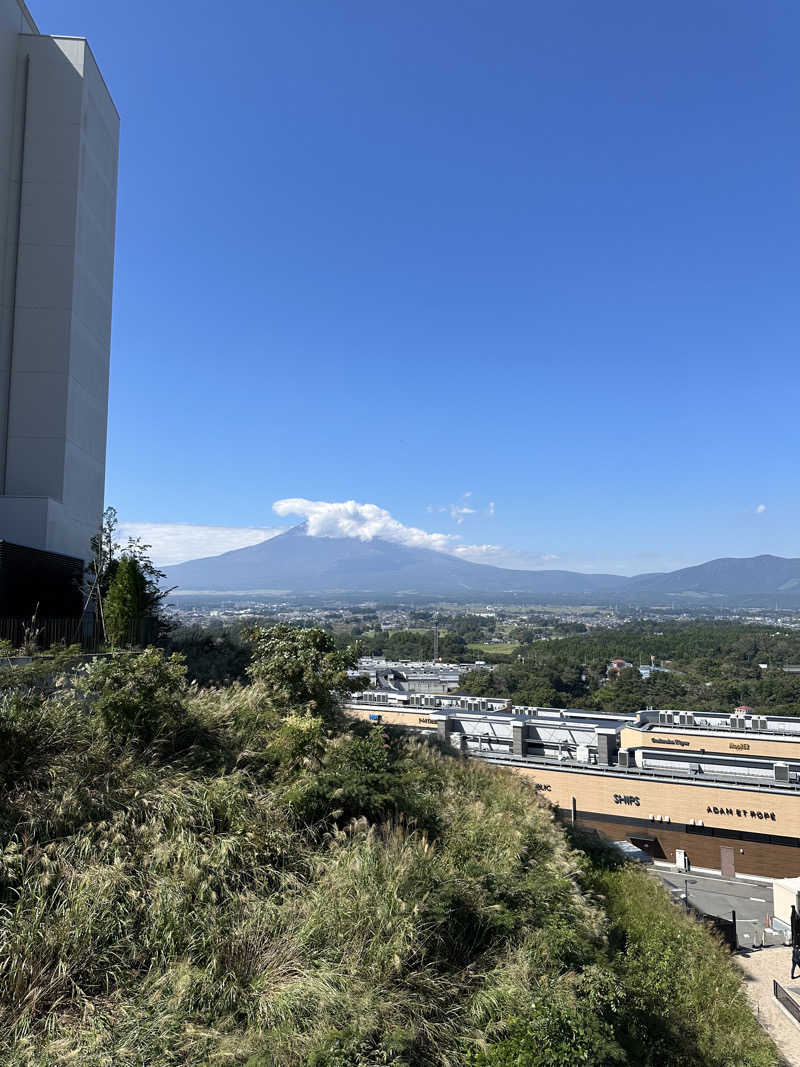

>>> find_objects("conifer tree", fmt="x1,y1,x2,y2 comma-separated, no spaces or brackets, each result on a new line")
104,555,147,646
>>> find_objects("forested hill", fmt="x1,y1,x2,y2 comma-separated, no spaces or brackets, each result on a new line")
0,631,778,1066
459,621,800,717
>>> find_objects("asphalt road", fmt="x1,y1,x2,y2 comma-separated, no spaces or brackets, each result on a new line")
649,868,774,925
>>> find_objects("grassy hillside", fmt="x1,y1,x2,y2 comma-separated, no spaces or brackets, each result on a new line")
0,639,778,1066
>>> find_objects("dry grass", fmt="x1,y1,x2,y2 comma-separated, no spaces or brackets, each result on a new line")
0,660,780,1067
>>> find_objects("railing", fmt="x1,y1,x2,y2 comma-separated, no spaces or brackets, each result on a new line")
0,616,94,649
475,750,800,794
0,616,159,652
651,722,800,740
773,980,800,1028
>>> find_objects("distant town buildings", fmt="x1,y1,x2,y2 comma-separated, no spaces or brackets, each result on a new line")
637,664,673,680
356,657,481,694
608,658,633,675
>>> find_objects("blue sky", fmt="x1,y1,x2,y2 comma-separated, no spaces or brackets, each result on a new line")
36,0,800,572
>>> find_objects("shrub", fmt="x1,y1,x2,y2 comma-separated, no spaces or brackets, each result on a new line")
166,625,252,686
81,648,188,744
285,728,443,833
469,985,624,1066
246,625,366,726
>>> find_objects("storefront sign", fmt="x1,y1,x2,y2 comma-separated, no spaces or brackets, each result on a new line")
706,805,775,821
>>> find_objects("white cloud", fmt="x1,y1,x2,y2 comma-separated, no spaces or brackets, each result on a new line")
755,504,767,514
429,493,493,524
450,504,477,523
117,522,285,566
273,498,573,570
451,543,504,558
453,544,564,569
273,498,460,552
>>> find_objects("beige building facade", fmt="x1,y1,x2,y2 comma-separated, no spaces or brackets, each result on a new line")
346,698,800,878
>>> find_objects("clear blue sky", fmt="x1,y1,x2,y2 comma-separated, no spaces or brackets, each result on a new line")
35,0,800,573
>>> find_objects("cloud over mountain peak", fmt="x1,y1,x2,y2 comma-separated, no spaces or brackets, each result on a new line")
273,498,459,553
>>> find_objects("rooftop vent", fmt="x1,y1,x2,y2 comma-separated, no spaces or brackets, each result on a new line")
774,763,790,783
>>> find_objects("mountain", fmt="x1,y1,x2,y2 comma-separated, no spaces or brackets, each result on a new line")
164,530,800,604
164,524,624,597
627,554,800,597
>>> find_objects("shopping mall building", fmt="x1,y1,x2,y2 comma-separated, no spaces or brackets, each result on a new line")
345,693,800,879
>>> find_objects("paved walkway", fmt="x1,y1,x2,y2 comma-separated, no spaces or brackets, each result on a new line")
649,866,774,925
735,946,800,1066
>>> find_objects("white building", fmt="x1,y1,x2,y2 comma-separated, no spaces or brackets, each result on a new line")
0,0,118,565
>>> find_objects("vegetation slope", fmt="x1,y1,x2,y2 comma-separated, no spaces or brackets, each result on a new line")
0,632,778,1066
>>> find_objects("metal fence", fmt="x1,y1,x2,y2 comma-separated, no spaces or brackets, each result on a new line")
0,616,94,650
773,980,800,1027
0,616,159,652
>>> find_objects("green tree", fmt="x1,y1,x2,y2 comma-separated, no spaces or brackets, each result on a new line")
88,506,172,645
104,555,147,646
246,625,367,726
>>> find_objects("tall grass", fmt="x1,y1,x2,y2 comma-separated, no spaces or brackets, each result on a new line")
0,659,779,1066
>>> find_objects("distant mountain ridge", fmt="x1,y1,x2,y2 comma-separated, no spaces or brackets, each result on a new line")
163,527,800,605
627,554,800,596
165,523,624,597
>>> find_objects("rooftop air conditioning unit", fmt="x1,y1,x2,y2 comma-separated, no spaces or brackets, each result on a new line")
729,716,738,729
576,744,590,763
678,713,687,726
684,713,694,727
737,716,748,730
758,716,769,731
774,763,790,782
659,712,669,725
617,749,631,768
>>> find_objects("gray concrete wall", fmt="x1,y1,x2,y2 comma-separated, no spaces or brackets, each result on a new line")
0,10,118,563
0,0,37,480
